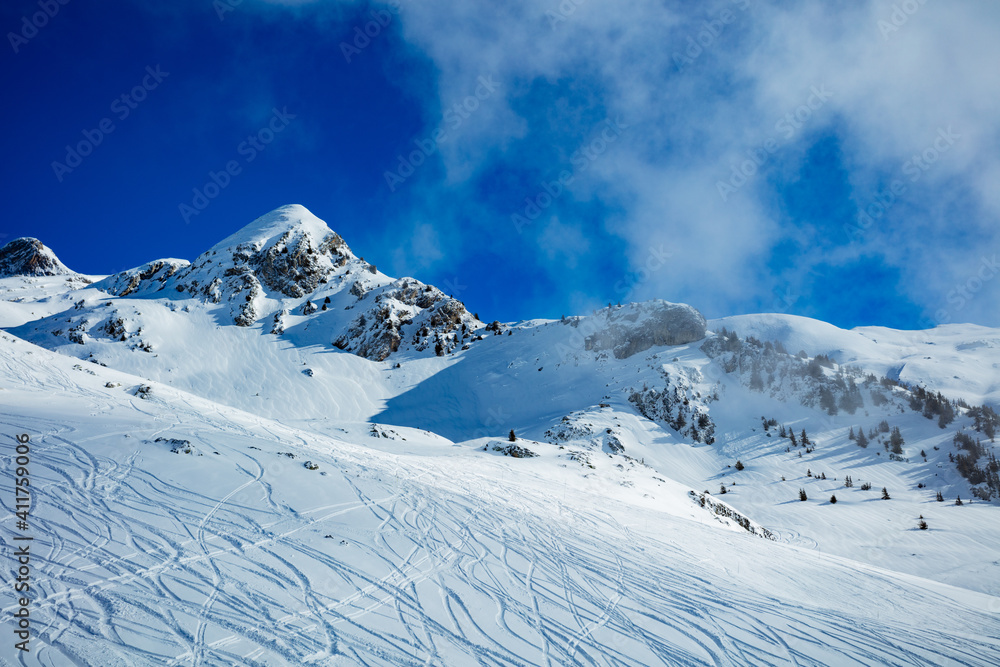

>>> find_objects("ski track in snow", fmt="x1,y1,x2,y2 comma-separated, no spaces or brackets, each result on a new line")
2,333,1000,664
4,418,1000,666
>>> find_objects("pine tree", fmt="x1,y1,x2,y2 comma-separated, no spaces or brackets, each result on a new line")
918,519,928,530
856,429,869,448
779,425,787,438
789,430,797,447
881,487,891,500
955,495,963,506
799,488,808,501
889,426,904,455
844,475,853,488
801,429,810,445
508,429,516,442
829,494,837,504
734,460,745,471
936,491,944,502
848,427,856,441
819,387,838,415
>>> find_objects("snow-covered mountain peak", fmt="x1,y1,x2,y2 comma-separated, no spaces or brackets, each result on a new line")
0,237,77,277
90,205,369,325
205,204,342,258
29,205,481,360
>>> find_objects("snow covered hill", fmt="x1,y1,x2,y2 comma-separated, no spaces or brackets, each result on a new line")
714,313,1000,407
3,204,1000,665
2,332,1000,665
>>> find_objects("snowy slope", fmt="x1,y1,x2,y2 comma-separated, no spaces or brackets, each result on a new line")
713,313,1000,407
2,333,1000,665
5,205,1000,664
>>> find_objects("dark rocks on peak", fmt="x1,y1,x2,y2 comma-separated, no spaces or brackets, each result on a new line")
0,238,76,277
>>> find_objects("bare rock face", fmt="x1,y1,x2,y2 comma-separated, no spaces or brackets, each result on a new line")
91,259,189,297
584,300,707,359
332,278,478,361
0,238,76,277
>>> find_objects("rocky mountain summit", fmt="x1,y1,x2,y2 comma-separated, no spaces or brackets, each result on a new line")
39,205,481,361
0,237,77,277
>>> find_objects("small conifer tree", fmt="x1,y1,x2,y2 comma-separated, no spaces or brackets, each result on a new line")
856,430,869,448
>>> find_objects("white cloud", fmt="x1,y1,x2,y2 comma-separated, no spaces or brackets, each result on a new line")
245,0,1000,325
375,0,1000,325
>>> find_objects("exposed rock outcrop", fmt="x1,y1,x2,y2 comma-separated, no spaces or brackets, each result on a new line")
584,300,707,359
0,238,77,277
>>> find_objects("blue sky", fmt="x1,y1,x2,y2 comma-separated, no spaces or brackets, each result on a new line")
2,0,999,329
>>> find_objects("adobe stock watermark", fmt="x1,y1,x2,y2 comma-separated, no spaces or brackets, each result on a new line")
543,243,674,364
717,84,833,202
510,116,629,233
179,107,296,224
843,126,959,245
613,244,674,302
878,0,931,40
383,75,500,192
50,66,169,182
672,0,753,72
7,0,70,54
923,253,999,327
546,0,586,29
213,0,247,21
340,1,404,63
768,284,801,316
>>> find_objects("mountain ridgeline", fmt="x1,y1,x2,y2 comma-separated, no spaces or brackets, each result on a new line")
4,204,999,506
4,204,1000,664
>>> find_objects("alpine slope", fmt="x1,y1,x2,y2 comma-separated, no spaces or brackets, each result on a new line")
2,205,999,666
